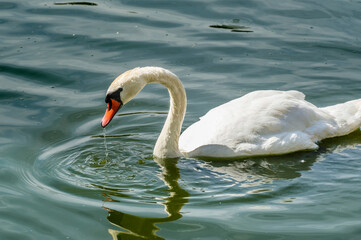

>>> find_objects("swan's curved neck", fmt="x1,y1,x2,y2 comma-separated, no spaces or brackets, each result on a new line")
143,68,186,158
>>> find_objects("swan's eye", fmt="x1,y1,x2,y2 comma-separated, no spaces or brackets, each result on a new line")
105,95,112,110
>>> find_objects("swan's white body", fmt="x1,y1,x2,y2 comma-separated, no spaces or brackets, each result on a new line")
180,90,361,158
102,67,361,159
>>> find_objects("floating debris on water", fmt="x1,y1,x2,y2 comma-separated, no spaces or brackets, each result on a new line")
54,2,98,6
209,24,253,33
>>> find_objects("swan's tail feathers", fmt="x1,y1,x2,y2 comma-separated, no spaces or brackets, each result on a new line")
322,99,361,136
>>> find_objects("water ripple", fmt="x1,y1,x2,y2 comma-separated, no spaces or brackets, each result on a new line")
2,0,361,238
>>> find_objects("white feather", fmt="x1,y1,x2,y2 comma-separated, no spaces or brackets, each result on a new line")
179,90,361,158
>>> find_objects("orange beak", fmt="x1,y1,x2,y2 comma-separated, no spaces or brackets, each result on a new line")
101,99,122,128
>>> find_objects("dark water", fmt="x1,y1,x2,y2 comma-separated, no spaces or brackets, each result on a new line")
1,0,361,239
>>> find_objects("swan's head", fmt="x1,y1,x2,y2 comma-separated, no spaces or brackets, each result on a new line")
101,68,147,127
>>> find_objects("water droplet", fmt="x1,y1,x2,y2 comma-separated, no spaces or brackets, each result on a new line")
103,128,108,159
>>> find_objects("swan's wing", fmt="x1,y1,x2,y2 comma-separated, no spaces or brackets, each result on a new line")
179,90,339,158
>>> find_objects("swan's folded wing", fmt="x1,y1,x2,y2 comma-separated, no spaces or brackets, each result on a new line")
179,90,340,158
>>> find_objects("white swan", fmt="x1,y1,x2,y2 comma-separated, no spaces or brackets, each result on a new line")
101,67,361,159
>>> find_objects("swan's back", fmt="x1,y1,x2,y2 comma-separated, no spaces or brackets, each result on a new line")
179,90,360,158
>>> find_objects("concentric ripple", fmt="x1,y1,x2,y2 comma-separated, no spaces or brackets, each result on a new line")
31,132,167,203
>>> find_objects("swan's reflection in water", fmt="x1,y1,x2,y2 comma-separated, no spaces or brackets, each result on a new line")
199,130,361,187
104,158,189,240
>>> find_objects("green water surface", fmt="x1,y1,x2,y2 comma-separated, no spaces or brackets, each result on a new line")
1,0,361,239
